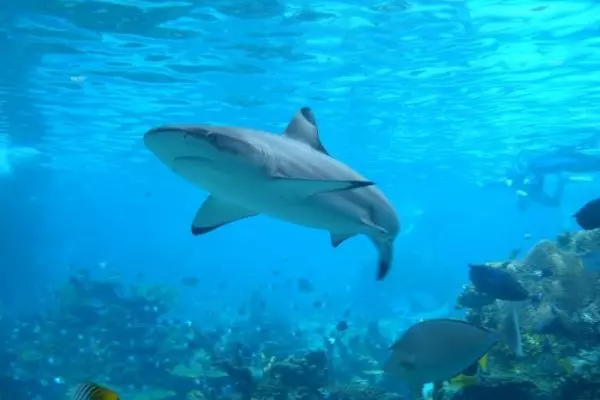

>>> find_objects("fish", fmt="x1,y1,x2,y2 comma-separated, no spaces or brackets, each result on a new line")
384,318,520,399
297,278,314,293
336,320,349,332
468,263,529,301
73,383,120,400
530,292,544,308
574,197,600,230
144,107,400,280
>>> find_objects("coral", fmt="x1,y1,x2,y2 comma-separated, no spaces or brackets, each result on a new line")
169,350,226,379
455,285,495,310
449,232,600,399
5,238,600,400
131,389,176,400
435,376,546,400
265,350,328,389
328,383,404,400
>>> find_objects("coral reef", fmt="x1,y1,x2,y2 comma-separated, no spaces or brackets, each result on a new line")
448,229,600,400
0,268,405,399
3,230,600,399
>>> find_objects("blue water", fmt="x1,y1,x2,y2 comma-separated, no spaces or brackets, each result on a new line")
1,0,599,368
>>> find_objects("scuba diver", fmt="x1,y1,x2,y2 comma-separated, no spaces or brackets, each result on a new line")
516,145,600,176
503,139,600,210
504,170,568,210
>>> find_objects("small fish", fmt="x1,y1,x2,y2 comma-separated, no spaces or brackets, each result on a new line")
74,383,120,400
531,292,544,308
574,197,600,230
507,248,521,260
336,320,349,332
297,278,314,293
468,263,529,301
384,318,519,395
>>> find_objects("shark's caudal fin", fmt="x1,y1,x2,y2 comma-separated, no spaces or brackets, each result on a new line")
191,195,258,235
372,238,394,280
283,107,330,155
502,301,523,357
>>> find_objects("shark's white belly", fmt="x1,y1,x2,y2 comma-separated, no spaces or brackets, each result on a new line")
225,183,360,233
262,199,361,233
177,160,363,233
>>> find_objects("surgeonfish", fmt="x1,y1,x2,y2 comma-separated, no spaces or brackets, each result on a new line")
384,318,520,399
448,353,489,388
468,263,529,301
574,197,600,230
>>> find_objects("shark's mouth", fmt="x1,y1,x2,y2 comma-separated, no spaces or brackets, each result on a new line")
171,156,215,179
173,156,211,164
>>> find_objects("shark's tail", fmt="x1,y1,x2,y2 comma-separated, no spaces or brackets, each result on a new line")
372,238,394,280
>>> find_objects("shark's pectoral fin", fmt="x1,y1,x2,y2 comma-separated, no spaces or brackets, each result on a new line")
191,196,258,235
271,176,374,197
283,107,330,155
330,232,356,247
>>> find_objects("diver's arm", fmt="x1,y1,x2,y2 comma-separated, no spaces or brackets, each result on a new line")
538,177,567,207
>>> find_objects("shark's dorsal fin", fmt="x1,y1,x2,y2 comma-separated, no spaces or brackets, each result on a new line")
283,107,330,156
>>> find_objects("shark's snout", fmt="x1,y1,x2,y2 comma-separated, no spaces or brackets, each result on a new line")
144,125,225,163
144,126,212,147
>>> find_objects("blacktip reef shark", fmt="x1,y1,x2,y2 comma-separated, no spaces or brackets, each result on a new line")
143,107,400,280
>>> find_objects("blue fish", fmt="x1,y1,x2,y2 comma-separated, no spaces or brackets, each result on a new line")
530,292,544,308
468,264,529,301
574,197,600,230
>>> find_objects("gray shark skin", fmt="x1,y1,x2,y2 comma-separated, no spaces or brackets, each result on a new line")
144,107,400,280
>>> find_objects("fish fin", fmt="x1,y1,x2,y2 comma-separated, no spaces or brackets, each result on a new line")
283,107,329,155
191,196,258,235
478,353,488,372
370,237,394,280
270,176,374,196
330,233,355,247
502,301,523,357
449,374,478,388
74,383,120,400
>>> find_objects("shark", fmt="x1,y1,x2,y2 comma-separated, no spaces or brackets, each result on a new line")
143,107,400,280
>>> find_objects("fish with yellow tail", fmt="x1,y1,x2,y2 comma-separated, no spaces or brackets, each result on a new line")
74,383,120,400
384,316,520,400
422,353,489,399
448,353,488,388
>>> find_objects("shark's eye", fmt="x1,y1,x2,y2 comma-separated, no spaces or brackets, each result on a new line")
205,133,254,156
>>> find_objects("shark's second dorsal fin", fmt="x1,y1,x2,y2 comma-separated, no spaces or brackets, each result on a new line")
283,107,330,156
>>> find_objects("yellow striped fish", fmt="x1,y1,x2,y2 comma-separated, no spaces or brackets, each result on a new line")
74,383,120,400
